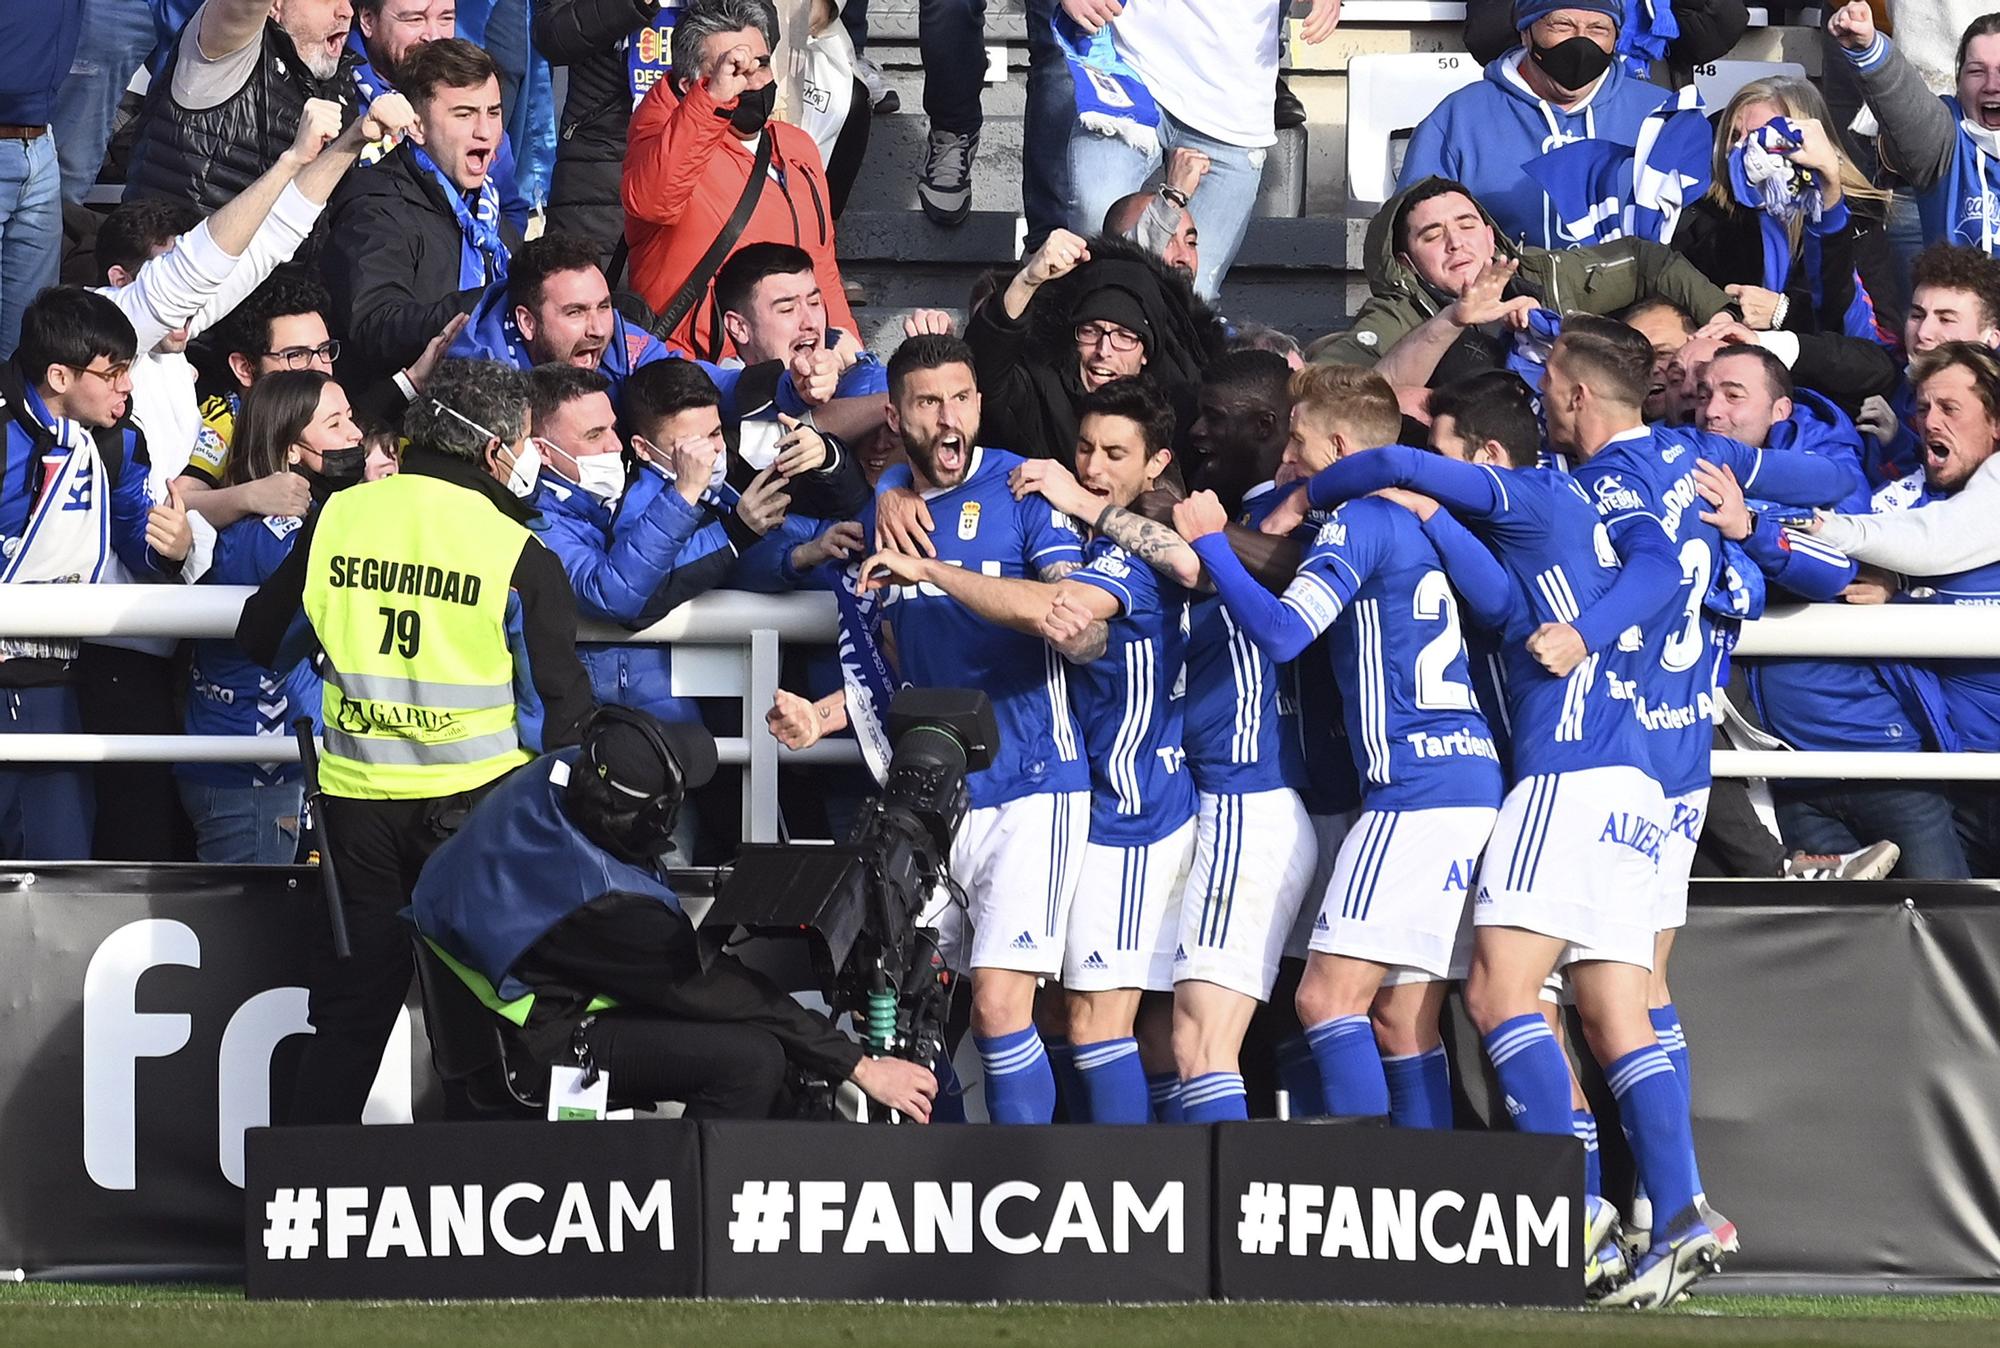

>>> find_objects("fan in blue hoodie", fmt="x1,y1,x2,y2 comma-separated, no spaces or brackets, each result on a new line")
1691,343,1965,878
449,233,816,423
1400,0,1670,250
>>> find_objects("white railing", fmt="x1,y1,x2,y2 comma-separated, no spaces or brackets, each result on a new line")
0,586,859,844
2,592,1997,818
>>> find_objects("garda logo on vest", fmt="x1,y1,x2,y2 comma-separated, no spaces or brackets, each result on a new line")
326,555,483,606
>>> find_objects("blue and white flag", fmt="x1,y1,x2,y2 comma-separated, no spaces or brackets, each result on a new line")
827,561,904,785
1053,13,1161,157
1617,0,1679,74
1524,85,1710,246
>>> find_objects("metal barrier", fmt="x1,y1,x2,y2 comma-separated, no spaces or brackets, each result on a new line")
0,586,859,844
2,589,1997,837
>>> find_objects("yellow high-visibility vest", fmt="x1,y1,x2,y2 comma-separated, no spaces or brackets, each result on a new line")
303,472,535,799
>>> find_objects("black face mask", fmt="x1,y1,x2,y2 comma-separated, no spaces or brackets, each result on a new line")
305,445,367,503
728,81,776,136
1530,35,1613,91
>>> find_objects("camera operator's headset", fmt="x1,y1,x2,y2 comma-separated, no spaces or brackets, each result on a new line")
578,703,690,841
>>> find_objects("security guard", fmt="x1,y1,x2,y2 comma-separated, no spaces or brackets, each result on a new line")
238,357,595,1125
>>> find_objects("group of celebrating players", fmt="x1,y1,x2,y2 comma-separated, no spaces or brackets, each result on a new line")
763,314,1866,1308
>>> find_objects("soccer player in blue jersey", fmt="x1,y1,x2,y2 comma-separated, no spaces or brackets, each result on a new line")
1175,365,1510,1130
869,378,1199,1123
770,335,1091,1124
1009,358,1325,1123
1526,316,1853,1306
1262,364,1684,1286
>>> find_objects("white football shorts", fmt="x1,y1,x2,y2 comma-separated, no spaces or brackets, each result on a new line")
1064,817,1197,991
1309,804,1498,982
923,789,1091,977
1473,766,1665,971
1174,787,1319,999
1653,786,1709,933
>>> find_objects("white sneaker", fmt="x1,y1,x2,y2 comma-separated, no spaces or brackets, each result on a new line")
1597,1205,1725,1311
1784,839,1900,881
856,55,898,114
918,128,978,226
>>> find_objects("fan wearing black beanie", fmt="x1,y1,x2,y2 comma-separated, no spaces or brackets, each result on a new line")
963,227,1227,469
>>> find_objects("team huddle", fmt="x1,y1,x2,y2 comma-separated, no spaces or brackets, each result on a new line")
765,318,1864,1308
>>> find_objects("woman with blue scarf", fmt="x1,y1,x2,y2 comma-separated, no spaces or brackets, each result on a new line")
1670,77,1893,342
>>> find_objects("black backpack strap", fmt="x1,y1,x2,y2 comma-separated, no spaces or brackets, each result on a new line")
653,130,772,344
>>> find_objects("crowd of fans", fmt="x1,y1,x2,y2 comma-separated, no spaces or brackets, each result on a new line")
1,0,1999,888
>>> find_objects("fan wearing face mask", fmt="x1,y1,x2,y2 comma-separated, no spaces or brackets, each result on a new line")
526,358,800,735
621,0,857,361
180,369,363,863
1400,1,1677,251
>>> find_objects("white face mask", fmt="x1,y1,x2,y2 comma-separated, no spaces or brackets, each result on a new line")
501,437,542,498
572,450,628,503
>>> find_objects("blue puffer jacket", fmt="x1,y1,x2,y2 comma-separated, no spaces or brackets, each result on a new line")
532,464,755,724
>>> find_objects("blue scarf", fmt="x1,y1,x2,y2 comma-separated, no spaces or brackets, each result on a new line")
1616,0,1678,74
1524,84,1710,246
1054,12,1160,157
408,143,508,290
828,560,904,784
347,30,397,165
1727,118,1882,340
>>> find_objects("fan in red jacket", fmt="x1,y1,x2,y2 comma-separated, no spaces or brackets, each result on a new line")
620,0,856,363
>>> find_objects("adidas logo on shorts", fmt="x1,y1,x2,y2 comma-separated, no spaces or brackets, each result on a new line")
1173,944,1187,961
1082,950,1108,970
1313,913,1330,932
1011,931,1037,951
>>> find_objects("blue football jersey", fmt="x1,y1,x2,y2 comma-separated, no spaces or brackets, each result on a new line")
860,446,1090,807
1242,482,1360,814
1918,555,2000,752
1572,424,1853,796
1180,484,1312,797
1452,464,1658,780
1068,535,1198,844
1282,496,1503,812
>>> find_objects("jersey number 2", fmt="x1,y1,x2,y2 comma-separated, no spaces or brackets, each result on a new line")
1412,571,1477,711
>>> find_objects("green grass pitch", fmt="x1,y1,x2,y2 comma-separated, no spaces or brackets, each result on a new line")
5,1284,2000,1348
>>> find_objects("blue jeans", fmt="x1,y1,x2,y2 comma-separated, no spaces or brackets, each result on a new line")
0,686,94,859
49,0,157,204
0,133,61,360
918,0,1073,245
1069,107,1265,301
179,778,304,864
1773,782,1970,881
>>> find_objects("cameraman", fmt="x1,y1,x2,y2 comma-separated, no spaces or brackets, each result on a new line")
411,707,939,1120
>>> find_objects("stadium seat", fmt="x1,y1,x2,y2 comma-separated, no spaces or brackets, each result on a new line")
1691,59,1810,112
1345,52,1484,205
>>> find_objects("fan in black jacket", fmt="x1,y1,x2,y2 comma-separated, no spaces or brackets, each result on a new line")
536,0,670,268
965,232,1228,470
320,137,522,394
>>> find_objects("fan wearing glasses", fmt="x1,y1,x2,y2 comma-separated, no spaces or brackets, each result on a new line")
183,273,464,528
0,288,194,862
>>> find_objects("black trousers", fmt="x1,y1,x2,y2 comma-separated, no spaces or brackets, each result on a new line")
75,643,192,861
577,1012,789,1118
286,788,488,1126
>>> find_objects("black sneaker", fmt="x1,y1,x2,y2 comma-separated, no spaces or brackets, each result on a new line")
917,127,979,226
1274,75,1307,130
